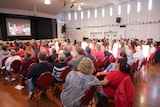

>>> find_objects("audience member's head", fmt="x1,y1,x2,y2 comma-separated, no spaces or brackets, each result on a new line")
11,49,16,56
38,51,47,61
136,45,142,52
77,57,94,74
96,44,101,51
58,53,66,62
115,57,130,74
1,44,8,51
24,53,32,59
85,46,91,54
76,47,84,55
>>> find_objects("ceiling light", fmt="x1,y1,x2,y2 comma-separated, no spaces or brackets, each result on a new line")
78,5,82,10
44,0,51,5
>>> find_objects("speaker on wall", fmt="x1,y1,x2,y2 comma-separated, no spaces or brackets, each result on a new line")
62,24,66,33
116,17,121,23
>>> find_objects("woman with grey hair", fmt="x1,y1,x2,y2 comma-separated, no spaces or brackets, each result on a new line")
61,57,101,107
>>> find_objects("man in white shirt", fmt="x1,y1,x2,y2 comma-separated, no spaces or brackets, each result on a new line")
5,49,21,82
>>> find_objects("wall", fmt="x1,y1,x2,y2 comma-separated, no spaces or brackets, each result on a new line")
64,0,160,42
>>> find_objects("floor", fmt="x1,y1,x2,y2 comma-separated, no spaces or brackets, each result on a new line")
0,62,160,107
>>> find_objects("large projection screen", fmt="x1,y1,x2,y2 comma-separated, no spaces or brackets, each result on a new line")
6,18,31,36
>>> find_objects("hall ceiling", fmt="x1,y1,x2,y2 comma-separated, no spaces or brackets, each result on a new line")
0,0,132,15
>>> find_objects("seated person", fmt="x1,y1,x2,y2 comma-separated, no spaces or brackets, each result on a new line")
104,52,130,72
27,51,53,99
133,46,144,69
0,44,10,68
4,49,21,81
46,48,58,64
68,47,84,71
84,46,95,61
95,58,130,102
61,58,101,107
21,53,35,86
52,53,67,83
63,45,71,57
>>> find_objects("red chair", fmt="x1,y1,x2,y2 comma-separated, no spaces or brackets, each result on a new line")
22,62,36,79
114,76,135,107
60,66,71,81
65,56,72,63
35,71,54,107
101,56,109,68
139,58,147,70
108,55,115,64
53,58,59,66
94,59,102,74
80,86,96,107
10,60,22,73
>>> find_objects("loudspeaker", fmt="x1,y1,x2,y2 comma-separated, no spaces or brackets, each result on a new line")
62,24,66,33
116,17,121,23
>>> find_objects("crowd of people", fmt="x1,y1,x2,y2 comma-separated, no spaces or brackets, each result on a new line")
0,37,158,107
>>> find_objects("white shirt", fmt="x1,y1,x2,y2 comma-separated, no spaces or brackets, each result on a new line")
5,55,21,71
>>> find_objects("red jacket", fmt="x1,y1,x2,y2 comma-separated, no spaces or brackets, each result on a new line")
114,76,135,107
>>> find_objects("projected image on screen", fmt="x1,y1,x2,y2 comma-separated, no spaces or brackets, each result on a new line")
6,18,31,36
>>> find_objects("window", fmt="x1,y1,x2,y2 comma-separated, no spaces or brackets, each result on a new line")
88,10,90,19
118,5,121,15
74,12,77,20
102,8,105,17
127,4,131,14
110,7,113,16
137,1,141,13
148,0,152,11
68,13,71,20
95,9,97,18
81,11,83,19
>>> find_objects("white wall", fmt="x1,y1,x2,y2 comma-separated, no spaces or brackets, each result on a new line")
64,0,160,42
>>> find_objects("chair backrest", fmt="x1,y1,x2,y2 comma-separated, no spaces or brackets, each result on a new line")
60,66,71,81
65,56,72,63
94,59,102,68
2,56,9,66
130,62,136,73
134,60,139,71
11,60,21,71
108,55,115,64
37,71,54,90
102,56,108,67
53,58,59,66
114,76,135,107
23,62,36,77
81,86,96,105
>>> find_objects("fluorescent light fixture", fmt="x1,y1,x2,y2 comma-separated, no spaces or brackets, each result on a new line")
44,0,51,5
137,1,141,13
127,4,131,14
88,10,90,19
78,5,82,10
81,11,83,19
110,7,113,16
95,9,97,18
102,8,105,17
68,13,71,20
75,12,77,20
118,5,121,15
148,0,152,11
